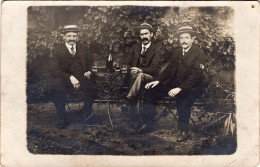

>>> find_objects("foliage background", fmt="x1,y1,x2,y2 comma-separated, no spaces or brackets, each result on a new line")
27,6,235,113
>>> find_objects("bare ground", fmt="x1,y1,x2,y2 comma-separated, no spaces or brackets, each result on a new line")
27,102,236,155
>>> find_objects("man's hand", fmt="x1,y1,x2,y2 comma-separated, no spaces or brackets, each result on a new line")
145,81,160,89
70,76,80,89
168,88,182,97
84,71,92,79
130,67,142,75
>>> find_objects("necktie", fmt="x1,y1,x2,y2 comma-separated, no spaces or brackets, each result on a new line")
71,45,76,56
183,50,186,56
141,46,146,54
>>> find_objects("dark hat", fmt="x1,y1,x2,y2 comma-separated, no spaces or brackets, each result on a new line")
138,23,155,33
176,26,197,36
62,25,80,34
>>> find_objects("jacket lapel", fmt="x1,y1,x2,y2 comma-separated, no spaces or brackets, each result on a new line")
183,45,194,58
133,44,142,66
133,43,155,67
144,43,155,66
76,43,86,71
62,43,71,57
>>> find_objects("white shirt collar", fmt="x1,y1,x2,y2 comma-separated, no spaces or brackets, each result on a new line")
65,42,76,53
183,44,192,53
142,41,151,49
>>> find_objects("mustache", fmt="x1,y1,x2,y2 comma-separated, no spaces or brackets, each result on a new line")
181,42,188,45
141,38,148,41
68,40,76,42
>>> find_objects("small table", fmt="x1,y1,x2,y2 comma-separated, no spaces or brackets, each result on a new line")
82,68,128,131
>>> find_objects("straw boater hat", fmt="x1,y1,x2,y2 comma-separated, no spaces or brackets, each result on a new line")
137,23,155,33
62,25,80,34
176,26,197,36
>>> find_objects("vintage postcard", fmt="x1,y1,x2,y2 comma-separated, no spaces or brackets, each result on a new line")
1,1,259,167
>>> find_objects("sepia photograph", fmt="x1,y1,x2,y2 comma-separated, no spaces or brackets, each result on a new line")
26,5,236,155
1,1,259,167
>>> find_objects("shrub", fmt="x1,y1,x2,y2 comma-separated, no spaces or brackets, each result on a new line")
27,6,235,113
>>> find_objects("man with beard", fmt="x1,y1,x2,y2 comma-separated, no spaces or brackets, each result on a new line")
127,23,161,133
50,25,97,129
145,26,206,142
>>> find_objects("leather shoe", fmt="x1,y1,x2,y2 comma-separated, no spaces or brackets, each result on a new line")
177,131,189,142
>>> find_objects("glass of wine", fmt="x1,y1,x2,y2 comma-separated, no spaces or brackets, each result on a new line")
114,62,120,73
122,65,127,74
92,62,98,73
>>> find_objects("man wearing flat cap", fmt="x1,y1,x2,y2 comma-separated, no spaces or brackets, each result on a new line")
145,26,206,142
127,23,162,133
50,25,97,129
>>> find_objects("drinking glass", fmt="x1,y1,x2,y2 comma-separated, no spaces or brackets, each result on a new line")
122,65,127,74
92,62,98,73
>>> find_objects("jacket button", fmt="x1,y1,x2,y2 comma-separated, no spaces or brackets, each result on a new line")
179,61,181,63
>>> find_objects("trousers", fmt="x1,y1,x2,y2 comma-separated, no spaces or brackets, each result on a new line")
127,72,154,124
50,76,98,121
144,85,195,132
127,72,153,100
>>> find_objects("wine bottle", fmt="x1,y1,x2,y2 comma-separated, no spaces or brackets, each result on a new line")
106,53,113,72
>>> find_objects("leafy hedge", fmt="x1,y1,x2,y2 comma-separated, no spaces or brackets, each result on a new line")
27,6,235,113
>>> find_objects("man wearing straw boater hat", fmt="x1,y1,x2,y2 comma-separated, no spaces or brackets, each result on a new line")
50,25,97,129
145,26,206,142
127,23,162,133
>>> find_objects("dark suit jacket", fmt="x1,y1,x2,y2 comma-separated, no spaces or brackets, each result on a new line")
158,44,206,95
128,42,161,76
50,42,93,82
